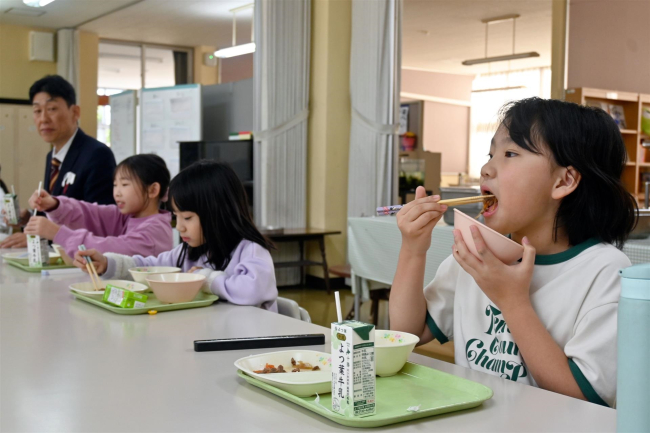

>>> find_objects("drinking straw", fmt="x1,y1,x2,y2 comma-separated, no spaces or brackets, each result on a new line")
33,181,42,217
11,185,16,196
335,291,342,323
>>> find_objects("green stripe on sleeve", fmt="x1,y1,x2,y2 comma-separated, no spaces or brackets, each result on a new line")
568,358,609,407
426,311,449,344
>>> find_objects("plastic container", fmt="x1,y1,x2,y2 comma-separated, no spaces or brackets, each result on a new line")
617,263,650,432
440,186,481,225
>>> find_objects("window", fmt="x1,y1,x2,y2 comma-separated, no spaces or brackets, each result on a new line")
468,67,551,179
97,41,192,142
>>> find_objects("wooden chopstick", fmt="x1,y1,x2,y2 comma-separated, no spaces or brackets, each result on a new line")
88,261,102,291
438,195,494,206
85,262,101,291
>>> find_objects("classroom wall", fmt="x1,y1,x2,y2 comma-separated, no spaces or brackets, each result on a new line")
401,69,473,173
0,24,99,138
78,30,99,138
193,45,218,86
0,24,57,100
306,0,352,277
567,0,650,94
220,53,253,84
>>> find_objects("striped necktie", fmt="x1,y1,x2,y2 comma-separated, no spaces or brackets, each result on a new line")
49,158,61,193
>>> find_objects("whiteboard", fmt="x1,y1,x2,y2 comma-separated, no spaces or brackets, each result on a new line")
109,90,137,164
140,84,202,177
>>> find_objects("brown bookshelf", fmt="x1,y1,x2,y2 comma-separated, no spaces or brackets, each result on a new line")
566,88,648,206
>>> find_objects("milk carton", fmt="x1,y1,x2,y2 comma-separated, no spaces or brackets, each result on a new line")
103,285,148,309
331,320,376,418
27,234,49,267
3,194,20,225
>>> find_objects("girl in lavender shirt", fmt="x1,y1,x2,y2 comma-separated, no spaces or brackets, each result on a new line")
25,154,172,259
74,161,279,312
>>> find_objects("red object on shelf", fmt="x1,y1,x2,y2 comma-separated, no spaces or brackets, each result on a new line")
401,133,417,151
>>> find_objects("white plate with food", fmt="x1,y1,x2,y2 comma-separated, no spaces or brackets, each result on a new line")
235,350,332,397
2,251,61,265
69,279,148,295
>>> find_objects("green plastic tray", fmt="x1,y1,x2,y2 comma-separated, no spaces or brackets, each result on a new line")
71,290,219,315
4,257,75,273
238,362,493,428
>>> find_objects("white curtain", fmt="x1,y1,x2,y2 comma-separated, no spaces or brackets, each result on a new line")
347,0,402,218
469,67,552,178
56,29,80,99
253,0,311,285
253,0,311,229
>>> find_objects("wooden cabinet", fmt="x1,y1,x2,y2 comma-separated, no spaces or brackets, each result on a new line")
565,88,650,205
0,103,47,207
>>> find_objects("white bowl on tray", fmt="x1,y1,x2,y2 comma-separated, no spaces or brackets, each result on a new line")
69,279,148,295
128,266,181,287
146,273,205,304
375,330,420,377
235,350,332,397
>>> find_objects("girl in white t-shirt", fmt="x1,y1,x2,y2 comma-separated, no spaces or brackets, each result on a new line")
389,97,637,407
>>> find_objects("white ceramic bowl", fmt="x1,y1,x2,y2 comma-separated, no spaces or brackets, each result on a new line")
69,279,148,295
146,273,205,304
128,266,181,287
454,209,524,264
375,330,420,377
235,350,332,397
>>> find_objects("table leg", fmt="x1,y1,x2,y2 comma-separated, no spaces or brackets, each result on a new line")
299,240,305,288
318,237,331,294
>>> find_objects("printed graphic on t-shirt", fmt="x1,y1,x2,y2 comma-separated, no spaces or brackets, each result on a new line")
465,304,528,382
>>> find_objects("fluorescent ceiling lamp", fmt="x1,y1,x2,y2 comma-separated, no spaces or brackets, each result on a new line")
463,14,539,66
214,42,255,59
23,0,56,7
4,7,46,16
472,86,526,93
463,52,539,66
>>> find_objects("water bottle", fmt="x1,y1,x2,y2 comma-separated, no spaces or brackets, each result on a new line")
617,263,650,432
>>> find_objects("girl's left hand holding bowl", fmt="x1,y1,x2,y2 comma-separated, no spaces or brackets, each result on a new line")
452,225,536,312
74,249,108,275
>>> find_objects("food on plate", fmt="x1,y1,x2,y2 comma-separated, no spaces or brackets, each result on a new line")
253,358,322,374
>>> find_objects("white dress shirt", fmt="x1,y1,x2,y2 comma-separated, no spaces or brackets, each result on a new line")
51,128,78,164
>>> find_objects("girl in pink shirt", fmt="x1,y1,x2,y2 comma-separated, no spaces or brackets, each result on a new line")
25,154,172,258
73,161,279,311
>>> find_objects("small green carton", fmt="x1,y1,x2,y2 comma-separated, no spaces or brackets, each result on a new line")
102,284,148,308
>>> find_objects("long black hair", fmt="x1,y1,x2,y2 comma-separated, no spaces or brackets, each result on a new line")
500,97,637,249
170,160,274,270
114,154,170,208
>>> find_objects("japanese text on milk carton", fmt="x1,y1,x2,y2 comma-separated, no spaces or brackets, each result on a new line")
331,320,375,417
3,194,20,225
27,235,49,267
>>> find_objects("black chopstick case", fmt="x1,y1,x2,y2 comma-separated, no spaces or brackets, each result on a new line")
194,334,326,352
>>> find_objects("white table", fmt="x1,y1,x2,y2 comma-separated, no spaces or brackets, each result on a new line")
348,216,650,316
0,251,616,432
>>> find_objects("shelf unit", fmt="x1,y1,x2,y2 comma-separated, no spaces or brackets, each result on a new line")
565,87,650,204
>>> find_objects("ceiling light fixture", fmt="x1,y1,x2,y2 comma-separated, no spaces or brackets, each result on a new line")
462,14,539,66
22,0,56,8
214,3,255,59
4,7,46,16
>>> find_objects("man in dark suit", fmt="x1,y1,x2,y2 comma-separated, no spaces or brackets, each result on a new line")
1,75,115,248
